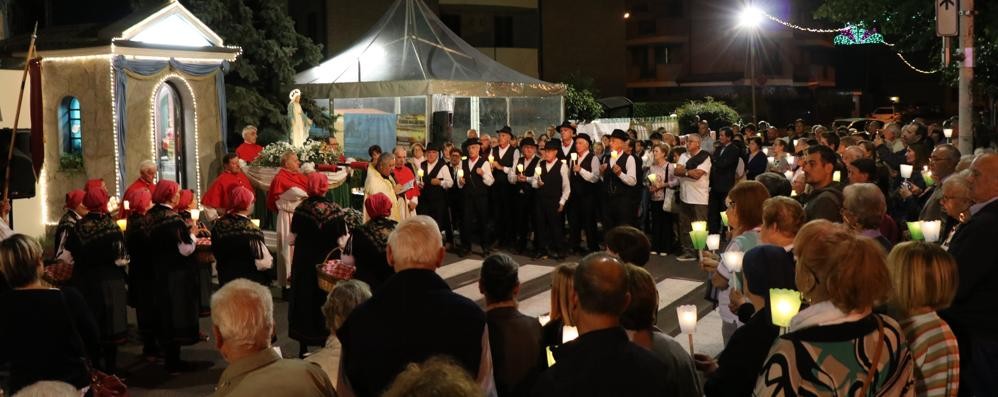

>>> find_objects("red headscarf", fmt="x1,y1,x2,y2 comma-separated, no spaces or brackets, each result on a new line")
307,172,330,197
127,188,153,215
228,186,255,213
364,193,392,219
153,180,180,205
177,189,194,211
65,189,85,210
83,179,109,213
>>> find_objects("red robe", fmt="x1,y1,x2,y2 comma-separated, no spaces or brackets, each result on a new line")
266,168,308,211
201,171,253,210
236,143,264,163
392,165,420,201
121,177,155,218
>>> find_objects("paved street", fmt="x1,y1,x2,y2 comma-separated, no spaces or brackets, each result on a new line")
120,250,719,396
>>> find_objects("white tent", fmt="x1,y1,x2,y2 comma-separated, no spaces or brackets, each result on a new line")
295,0,564,154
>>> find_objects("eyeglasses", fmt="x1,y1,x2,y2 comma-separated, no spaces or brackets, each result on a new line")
725,199,735,208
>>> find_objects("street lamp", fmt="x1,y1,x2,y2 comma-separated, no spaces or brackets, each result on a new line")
738,6,763,123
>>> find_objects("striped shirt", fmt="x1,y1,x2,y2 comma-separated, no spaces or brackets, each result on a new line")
900,311,960,397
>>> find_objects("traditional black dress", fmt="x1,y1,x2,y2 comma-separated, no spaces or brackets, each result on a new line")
124,211,159,355
145,204,200,364
52,210,81,260
288,196,346,347
179,210,212,317
352,217,397,292
211,213,270,286
65,212,128,372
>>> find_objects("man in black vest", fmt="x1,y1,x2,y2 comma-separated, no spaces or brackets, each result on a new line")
490,126,520,249
445,148,464,249
601,129,639,229
416,143,454,238
556,121,577,160
533,140,572,260
457,138,495,257
509,137,542,255
568,133,602,254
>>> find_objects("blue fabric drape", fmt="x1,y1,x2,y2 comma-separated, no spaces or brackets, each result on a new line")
111,56,229,193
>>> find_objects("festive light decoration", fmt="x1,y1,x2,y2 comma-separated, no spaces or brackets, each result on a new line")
895,52,940,74
757,9,851,33
833,24,885,46
148,73,204,200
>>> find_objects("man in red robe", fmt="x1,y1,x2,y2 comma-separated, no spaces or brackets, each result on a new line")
121,160,157,218
391,146,420,218
235,125,264,163
201,153,252,215
267,151,308,290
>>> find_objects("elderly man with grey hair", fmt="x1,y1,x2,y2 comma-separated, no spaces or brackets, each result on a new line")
337,215,496,397
235,125,263,163
842,183,892,252
210,279,334,397
919,144,961,224
121,160,157,217
362,152,404,222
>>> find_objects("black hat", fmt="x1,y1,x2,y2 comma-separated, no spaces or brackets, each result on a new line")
465,137,481,147
496,126,513,136
557,121,577,134
543,140,561,151
426,142,442,152
574,133,592,147
609,129,630,141
519,137,537,148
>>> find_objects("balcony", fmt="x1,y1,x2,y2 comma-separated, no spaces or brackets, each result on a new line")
626,18,689,42
626,63,684,86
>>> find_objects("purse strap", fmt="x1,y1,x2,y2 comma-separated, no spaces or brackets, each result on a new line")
859,314,886,396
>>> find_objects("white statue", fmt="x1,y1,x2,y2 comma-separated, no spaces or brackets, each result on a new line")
287,88,313,147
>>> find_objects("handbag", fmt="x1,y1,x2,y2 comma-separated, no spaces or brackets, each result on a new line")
661,164,677,213
858,314,886,397
43,260,74,285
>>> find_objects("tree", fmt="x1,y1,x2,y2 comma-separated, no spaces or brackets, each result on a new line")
814,0,998,97
172,0,324,146
673,97,740,134
560,71,603,123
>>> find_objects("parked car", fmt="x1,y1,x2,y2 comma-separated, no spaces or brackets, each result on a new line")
869,107,901,123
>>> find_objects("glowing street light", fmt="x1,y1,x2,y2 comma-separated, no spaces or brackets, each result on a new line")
738,6,764,29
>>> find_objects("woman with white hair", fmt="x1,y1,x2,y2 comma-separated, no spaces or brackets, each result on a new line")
306,279,373,391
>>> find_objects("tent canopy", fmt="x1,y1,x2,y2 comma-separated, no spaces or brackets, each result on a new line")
295,0,564,98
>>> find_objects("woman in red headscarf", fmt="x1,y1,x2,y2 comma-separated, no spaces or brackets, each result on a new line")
288,172,347,357
52,189,87,264
122,187,160,359
351,192,397,292
210,185,272,287
63,180,128,375
145,179,200,373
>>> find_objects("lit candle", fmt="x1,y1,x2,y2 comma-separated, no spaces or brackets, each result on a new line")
786,156,795,166
611,150,619,160
417,169,425,178
832,170,841,182
123,200,130,210
116,219,127,231
943,128,953,138
722,250,744,273
767,156,775,165
706,234,721,251
676,304,698,355
562,326,579,343
647,173,657,183
763,147,770,156
720,212,729,227
190,209,201,222
784,170,794,180
457,169,465,179
792,139,799,148
899,164,913,179
561,159,567,165
790,189,797,197
538,314,551,326
488,154,495,163
691,221,707,232
516,164,524,173
535,166,542,175
906,221,924,241
770,288,802,328
922,167,934,186
689,231,708,250
570,152,578,163
921,220,942,243
251,219,261,228
107,197,119,213
461,156,467,161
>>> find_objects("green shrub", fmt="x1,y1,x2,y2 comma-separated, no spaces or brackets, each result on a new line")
674,97,740,134
564,85,603,123
59,153,84,172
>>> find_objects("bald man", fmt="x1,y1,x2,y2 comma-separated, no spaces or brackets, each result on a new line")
532,253,678,396
941,153,998,396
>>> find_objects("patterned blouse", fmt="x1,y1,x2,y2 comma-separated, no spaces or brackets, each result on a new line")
900,311,959,397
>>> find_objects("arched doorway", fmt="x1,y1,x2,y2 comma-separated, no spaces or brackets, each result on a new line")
153,82,186,185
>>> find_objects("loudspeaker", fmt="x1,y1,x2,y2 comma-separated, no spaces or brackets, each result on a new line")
430,111,452,144
0,128,36,199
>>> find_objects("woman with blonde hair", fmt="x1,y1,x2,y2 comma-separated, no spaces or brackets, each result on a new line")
754,220,915,395
887,242,959,397
542,262,577,349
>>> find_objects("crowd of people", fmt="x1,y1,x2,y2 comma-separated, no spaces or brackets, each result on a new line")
0,115,996,397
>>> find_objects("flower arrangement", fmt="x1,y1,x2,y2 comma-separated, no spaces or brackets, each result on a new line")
251,139,343,167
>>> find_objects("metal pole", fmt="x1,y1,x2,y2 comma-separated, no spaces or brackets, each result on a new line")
750,34,757,124
957,0,973,154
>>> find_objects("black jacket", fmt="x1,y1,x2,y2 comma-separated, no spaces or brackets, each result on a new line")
487,307,546,397
532,327,677,397
338,269,486,397
710,142,742,193
941,199,998,340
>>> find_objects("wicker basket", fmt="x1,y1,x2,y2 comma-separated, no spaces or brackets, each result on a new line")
316,247,355,292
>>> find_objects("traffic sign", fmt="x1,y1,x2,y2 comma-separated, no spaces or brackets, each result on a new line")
937,0,958,37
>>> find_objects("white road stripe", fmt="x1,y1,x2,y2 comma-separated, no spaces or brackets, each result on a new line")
520,278,701,318
453,265,552,302
436,259,484,280
671,309,724,358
